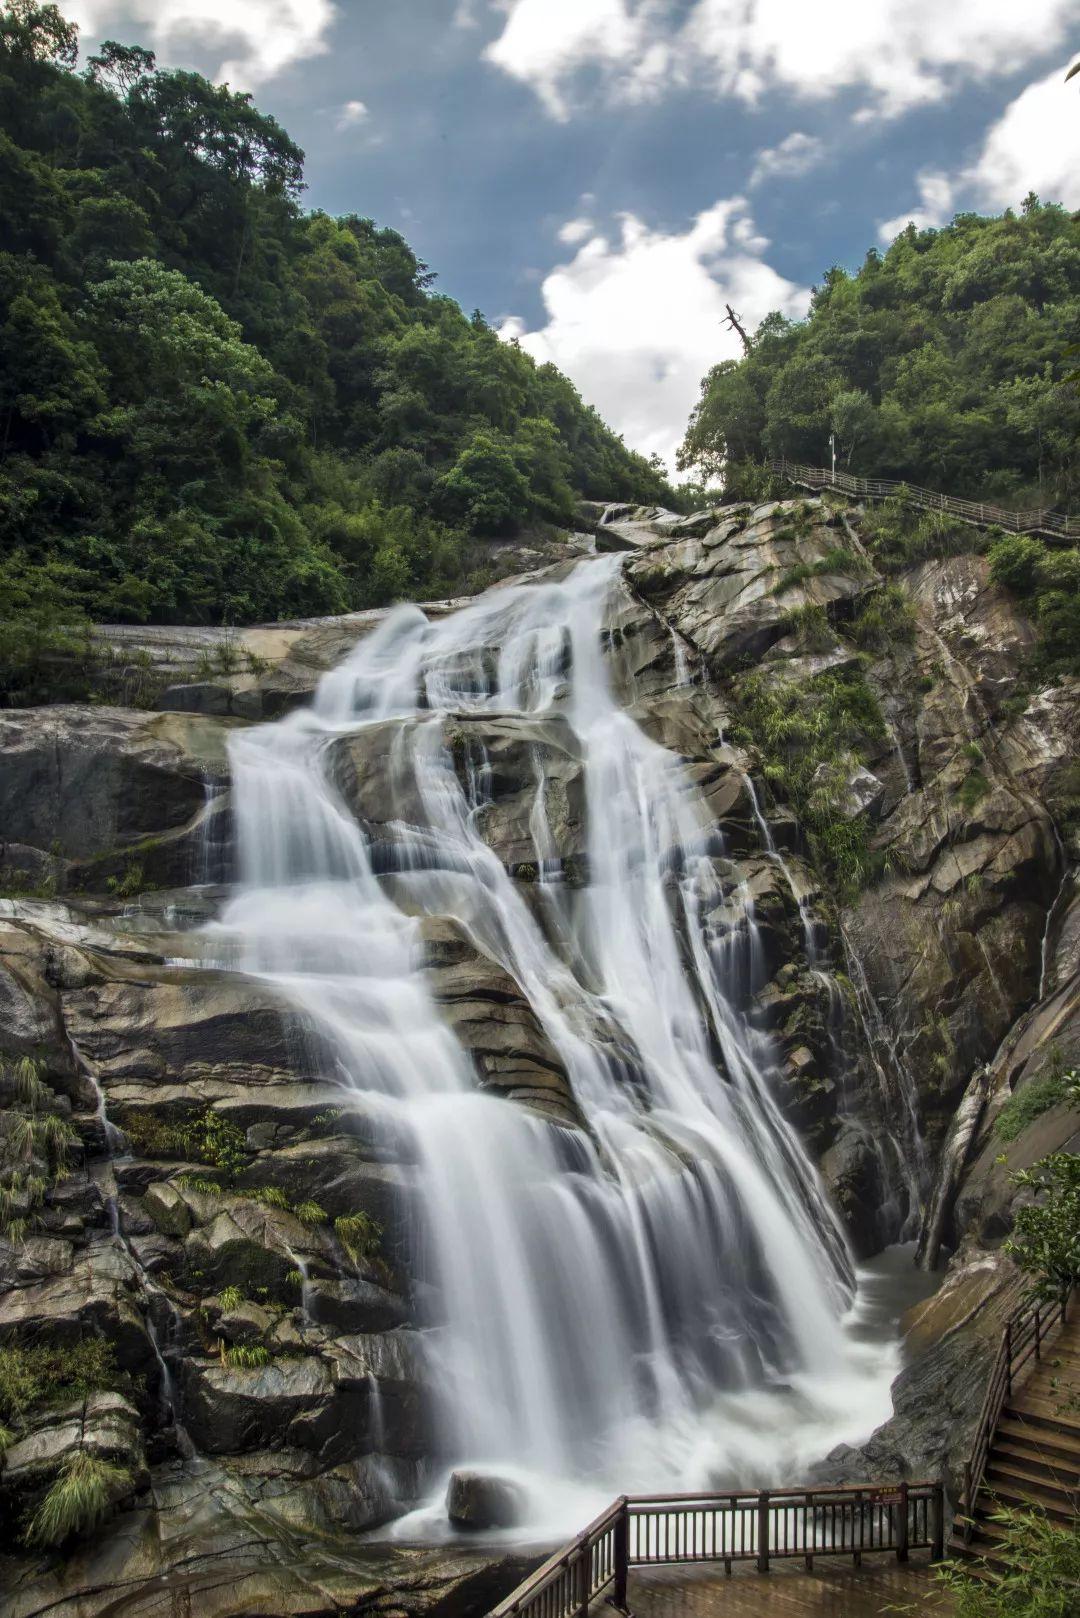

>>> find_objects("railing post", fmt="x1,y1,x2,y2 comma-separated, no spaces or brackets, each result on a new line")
576,1536,590,1618
931,1485,945,1563
962,1462,973,1545
757,1491,770,1574
896,1480,909,1563
611,1499,629,1613
1005,1321,1013,1396
1035,1302,1042,1362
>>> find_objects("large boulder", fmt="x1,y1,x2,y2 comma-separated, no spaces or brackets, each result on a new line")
446,1470,528,1531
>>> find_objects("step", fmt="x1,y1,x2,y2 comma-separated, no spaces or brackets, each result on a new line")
980,1474,1078,1523
1002,1403,1080,1443
997,1416,1080,1468
988,1449,1080,1494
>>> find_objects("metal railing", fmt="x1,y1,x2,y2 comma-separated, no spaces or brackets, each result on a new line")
770,460,1080,541
959,1287,1072,1543
489,1482,945,1618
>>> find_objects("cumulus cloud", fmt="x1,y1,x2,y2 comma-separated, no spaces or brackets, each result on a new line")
482,0,1076,123
878,69,1080,242
336,99,370,130
500,200,808,475
558,216,595,244
748,132,824,188
965,68,1080,210
68,0,336,88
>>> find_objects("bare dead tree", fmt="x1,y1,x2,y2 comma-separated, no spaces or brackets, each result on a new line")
723,303,752,355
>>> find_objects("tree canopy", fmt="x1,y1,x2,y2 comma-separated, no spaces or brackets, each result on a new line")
0,1,670,645
680,200,1080,512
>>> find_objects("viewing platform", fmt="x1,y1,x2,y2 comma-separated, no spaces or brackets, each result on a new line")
627,1555,950,1615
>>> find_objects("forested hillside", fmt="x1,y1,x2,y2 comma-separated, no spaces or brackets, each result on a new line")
0,0,669,650
680,201,1080,511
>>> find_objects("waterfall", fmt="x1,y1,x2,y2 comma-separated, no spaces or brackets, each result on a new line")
210,554,903,1531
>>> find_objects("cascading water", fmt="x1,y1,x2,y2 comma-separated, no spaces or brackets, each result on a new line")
210,554,905,1533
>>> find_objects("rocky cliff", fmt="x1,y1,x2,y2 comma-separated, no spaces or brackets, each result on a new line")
0,490,1076,1616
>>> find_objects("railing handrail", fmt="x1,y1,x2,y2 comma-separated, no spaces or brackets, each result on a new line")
959,1286,1072,1541
769,459,1080,541
489,1479,945,1618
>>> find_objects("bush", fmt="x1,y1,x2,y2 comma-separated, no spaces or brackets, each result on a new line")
988,533,1046,593
1003,1150,1080,1298
933,1506,1080,1616
0,1338,126,1429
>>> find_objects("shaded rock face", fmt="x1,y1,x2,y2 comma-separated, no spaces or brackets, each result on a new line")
0,492,1075,1609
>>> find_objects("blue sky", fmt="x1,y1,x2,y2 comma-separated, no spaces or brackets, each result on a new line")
68,2,1080,472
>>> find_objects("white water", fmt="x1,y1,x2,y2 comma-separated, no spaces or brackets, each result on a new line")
211,555,903,1535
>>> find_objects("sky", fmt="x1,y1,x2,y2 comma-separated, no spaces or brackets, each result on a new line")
67,1,1080,475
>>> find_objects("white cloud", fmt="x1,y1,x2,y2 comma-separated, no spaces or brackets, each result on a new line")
336,99,370,130
877,170,955,242
482,0,1076,123
558,216,595,244
878,68,1080,242
68,0,336,88
965,68,1080,210
482,0,659,120
748,132,824,188
500,200,808,475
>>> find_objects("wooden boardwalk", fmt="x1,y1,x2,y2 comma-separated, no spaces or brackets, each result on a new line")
627,1555,952,1616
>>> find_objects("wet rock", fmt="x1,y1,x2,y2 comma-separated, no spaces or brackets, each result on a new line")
446,1469,528,1530
0,1391,148,1529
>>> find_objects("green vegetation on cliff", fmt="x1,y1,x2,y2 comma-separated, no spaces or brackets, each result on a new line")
0,1,669,643
680,200,1080,513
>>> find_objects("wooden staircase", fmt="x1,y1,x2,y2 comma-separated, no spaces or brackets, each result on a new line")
950,1294,1079,1571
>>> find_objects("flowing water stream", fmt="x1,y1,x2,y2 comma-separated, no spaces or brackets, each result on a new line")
210,554,906,1535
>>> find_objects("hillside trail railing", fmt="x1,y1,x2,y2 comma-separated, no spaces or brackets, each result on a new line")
489,1481,944,1618
769,460,1080,542
958,1286,1073,1544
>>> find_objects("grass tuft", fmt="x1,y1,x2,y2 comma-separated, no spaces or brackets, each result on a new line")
26,1449,133,1547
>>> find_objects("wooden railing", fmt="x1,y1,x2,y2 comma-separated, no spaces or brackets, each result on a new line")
959,1287,1072,1543
770,460,1080,541
489,1482,945,1618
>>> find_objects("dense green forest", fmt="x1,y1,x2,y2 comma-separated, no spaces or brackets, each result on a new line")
679,201,1080,511
0,0,669,652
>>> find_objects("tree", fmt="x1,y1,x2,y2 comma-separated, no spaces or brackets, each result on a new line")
84,41,156,98
0,0,77,66
436,431,532,535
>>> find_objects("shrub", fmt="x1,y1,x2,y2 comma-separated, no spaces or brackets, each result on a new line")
988,533,1046,594
848,584,917,652
995,1067,1077,1142
1003,1150,1080,1298
0,1338,126,1430
932,1505,1080,1616
224,1344,270,1369
237,1186,290,1210
26,1449,133,1548
334,1211,383,1264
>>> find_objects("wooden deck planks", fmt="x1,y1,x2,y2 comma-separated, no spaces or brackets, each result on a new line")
626,1556,953,1616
